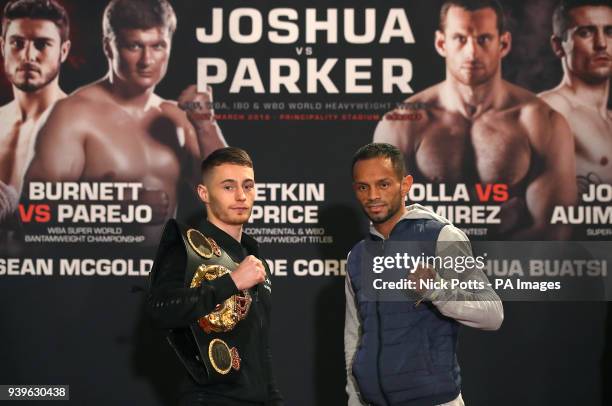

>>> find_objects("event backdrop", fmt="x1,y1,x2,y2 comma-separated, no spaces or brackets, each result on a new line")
0,1,611,405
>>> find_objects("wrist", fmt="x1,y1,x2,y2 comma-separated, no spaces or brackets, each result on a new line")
229,272,242,290
423,273,444,302
191,114,216,129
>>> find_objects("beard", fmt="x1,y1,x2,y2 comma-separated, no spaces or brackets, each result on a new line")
8,60,60,93
580,65,612,85
364,194,404,225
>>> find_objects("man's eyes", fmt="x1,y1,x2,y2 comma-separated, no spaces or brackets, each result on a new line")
124,43,166,50
576,28,594,38
9,39,51,50
10,38,23,48
356,184,390,190
223,184,254,191
477,36,491,45
34,40,50,50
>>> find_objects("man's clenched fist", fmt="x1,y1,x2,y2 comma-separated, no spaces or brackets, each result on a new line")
230,255,266,291
178,84,215,127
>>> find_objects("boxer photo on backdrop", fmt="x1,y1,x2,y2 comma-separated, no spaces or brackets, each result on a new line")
345,143,503,406
148,147,283,406
0,0,69,238
21,0,227,244
539,0,612,196
373,0,577,240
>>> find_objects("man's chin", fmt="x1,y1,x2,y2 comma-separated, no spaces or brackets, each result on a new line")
584,68,612,83
131,76,161,89
225,214,250,226
13,69,58,93
453,70,492,87
461,75,491,87
14,80,44,93
367,212,392,225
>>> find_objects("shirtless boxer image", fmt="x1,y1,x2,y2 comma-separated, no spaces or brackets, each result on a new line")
373,0,576,240
0,0,70,225
539,0,612,197
23,0,227,244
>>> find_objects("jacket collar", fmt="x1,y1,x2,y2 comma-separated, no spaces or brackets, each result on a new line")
369,207,413,240
368,203,443,240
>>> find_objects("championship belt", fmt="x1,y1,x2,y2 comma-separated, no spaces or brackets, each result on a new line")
185,228,250,381
154,220,251,385
191,264,252,333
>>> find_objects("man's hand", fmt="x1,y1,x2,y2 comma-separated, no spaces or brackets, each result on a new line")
178,84,215,128
408,265,437,298
177,84,228,160
230,255,266,291
0,181,19,222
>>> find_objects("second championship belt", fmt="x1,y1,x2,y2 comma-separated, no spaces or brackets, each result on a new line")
181,226,251,384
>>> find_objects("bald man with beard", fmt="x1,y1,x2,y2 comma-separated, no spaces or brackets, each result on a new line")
374,0,576,240
23,0,227,245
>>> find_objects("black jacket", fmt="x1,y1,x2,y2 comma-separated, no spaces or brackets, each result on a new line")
148,219,283,405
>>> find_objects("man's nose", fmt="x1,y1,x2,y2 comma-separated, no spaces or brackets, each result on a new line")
367,187,380,201
24,41,38,62
139,47,153,66
594,28,608,51
464,37,478,59
235,187,247,201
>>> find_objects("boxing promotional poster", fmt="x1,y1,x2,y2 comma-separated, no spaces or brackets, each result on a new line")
1,0,610,258
0,1,611,405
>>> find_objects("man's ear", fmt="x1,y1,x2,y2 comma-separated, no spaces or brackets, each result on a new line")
434,30,447,57
60,40,71,63
0,37,5,59
400,174,413,198
197,184,209,204
550,35,565,58
102,37,112,59
499,31,512,58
